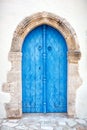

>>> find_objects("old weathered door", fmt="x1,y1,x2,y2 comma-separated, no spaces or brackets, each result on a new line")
22,25,67,113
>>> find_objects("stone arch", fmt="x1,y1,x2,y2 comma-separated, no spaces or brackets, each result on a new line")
3,12,81,118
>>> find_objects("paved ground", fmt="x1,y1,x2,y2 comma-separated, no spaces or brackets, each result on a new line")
0,114,87,130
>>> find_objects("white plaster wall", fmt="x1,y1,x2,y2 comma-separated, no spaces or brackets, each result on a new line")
0,0,87,118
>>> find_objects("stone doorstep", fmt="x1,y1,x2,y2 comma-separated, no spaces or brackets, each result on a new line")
58,121,66,126
66,119,77,127
15,125,28,130
75,119,86,125
54,127,63,130
41,126,53,130
1,122,18,128
29,125,40,130
1,126,13,130
0,115,87,130
8,119,19,123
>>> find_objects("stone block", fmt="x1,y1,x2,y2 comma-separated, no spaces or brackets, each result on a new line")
76,125,87,130
7,71,21,83
11,61,21,71
11,37,23,52
6,103,22,119
2,83,10,92
8,52,22,62
67,119,77,127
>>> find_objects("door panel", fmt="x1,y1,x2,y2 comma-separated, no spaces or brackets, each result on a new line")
22,25,67,113
46,26,67,112
22,26,43,112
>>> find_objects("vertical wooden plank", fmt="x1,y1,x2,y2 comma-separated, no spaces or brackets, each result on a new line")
42,25,47,113
35,26,43,112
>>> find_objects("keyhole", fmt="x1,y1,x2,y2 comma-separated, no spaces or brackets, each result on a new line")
39,67,41,70
38,45,42,50
48,46,52,51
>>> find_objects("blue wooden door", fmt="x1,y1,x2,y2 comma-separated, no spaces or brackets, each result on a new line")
22,25,67,113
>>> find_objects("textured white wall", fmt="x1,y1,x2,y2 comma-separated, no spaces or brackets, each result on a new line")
0,0,87,118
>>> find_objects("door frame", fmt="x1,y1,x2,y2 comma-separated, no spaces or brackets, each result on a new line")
3,12,81,118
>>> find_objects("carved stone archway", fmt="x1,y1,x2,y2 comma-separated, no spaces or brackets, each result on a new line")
3,12,81,118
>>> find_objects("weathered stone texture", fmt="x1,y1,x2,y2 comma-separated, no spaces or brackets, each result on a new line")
7,71,21,83
5,103,22,119
68,50,81,63
0,114,87,130
2,12,81,118
8,52,22,62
